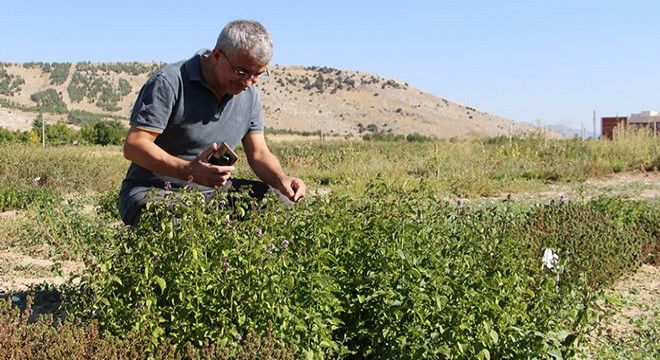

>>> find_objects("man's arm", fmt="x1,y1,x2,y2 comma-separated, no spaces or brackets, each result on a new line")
242,132,306,202
123,126,234,188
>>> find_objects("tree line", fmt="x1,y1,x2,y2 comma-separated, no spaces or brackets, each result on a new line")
0,115,126,146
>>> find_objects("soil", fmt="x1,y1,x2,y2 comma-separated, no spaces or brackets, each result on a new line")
599,264,658,337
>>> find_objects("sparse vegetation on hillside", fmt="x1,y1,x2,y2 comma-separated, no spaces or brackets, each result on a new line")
0,66,25,96
74,61,163,76
67,71,122,111
30,89,67,114
49,63,71,85
0,61,539,138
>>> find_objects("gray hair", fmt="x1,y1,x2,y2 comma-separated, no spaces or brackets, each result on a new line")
215,20,273,65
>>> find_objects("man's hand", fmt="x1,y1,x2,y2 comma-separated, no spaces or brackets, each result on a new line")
277,176,306,203
186,143,235,188
242,132,306,203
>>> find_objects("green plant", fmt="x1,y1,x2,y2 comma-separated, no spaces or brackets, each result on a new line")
1,134,658,358
0,185,61,211
59,179,657,358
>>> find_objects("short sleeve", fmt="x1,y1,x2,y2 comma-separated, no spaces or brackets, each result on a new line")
247,89,264,133
130,73,178,133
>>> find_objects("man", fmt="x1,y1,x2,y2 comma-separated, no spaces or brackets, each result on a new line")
118,19,305,226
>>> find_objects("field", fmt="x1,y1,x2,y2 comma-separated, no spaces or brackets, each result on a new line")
0,130,658,359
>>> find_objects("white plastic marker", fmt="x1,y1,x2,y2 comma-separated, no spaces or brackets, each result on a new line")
542,248,559,271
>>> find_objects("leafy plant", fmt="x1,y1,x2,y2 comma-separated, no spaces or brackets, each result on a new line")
59,179,658,358
0,185,60,211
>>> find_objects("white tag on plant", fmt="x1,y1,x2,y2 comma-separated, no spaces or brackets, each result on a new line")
542,248,559,271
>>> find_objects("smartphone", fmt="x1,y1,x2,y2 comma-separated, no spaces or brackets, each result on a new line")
209,142,238,166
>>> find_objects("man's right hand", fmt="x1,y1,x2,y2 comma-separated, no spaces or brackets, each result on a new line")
124,128,234,189
187,143,235,188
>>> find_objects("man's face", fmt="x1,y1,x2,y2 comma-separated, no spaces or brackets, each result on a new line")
211,48,269,95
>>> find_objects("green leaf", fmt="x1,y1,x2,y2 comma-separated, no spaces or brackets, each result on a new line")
489,329,499,344
547,348,563,359
305,349,315,360
153,276,166,291
153,326,165,338
110,275,123,286
477,349,491,360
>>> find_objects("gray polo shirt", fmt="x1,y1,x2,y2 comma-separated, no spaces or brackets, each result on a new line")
118,49,264,224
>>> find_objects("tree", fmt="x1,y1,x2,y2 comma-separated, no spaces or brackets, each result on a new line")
19,130,41,144
80,124,97,144
32,113,44,131
0,128,17,143
94,122,113,145
46,123,77,145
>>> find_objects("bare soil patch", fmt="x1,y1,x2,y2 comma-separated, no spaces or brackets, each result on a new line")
0,251,82,292
504,171,660,202
600,264,659,337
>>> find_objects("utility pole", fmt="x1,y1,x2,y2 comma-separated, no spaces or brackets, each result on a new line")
40,113,45,147
593,110,596,140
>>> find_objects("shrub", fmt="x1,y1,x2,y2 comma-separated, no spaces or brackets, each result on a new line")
61,180,657,358
0,185,61,211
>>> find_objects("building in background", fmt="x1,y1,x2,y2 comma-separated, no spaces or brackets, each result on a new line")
601,116,628,139
601,111,660,139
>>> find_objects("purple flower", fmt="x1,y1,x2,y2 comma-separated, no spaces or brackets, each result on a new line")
153,253,162,261
267,243,275,253
137,300,145,309
255,228,263,237
222,256,231,272
235,333,242,342
99,221,106,227
457,199,464,206
103,243,110,251
163,181,173,195
281,240,290,251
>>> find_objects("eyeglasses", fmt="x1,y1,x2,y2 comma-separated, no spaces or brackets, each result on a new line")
218,50,269,80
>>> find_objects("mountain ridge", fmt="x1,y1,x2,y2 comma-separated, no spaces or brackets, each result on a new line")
0,62,544,138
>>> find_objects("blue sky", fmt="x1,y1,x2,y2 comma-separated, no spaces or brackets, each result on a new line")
2,0,658,130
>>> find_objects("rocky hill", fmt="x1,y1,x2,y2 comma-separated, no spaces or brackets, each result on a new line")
0,61,542,138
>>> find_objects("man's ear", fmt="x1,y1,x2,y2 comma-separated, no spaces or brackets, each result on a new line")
211,49,223,62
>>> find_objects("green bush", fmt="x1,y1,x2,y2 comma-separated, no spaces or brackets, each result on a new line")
525,197,659,284
0,185,61,211
61,180,657,358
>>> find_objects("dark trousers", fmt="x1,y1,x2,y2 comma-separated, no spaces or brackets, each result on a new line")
126,178,270,226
